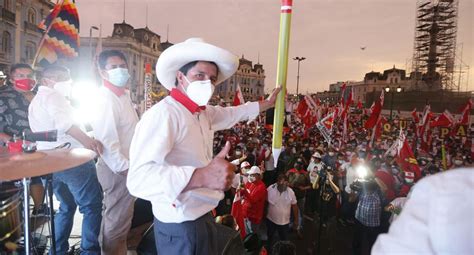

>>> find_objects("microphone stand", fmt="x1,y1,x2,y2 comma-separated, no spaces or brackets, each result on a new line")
44,174,57,255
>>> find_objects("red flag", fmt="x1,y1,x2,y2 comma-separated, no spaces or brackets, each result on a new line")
231,181,246,238
316,98,321,106
365,100,382,129
357,100,363,110
340,83,347,106
411,108,419,123
316,112,335,144
296,97,309,118
379,90,385,106
396,132,421,181
417,105,432,143
346,86,353,106
430,110,455,128
364,91,384,129
233,84,245,106
458,99,472,125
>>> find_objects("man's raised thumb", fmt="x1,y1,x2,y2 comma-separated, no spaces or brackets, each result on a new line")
216,141,231,159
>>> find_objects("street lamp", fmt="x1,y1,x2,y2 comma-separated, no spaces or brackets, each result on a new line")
89,26,99,62
385,85,402,120
293,56,306,95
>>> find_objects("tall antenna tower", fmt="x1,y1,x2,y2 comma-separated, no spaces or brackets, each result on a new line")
412,0,459,91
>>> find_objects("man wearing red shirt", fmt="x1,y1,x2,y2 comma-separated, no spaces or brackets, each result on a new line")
242,166,267,239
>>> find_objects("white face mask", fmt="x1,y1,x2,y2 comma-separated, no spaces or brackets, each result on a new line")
183,76,214,106
248,176,256,183
53,79,73,99
106,68,130,87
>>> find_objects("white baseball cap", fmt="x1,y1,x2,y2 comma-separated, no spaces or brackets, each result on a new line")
240,161,251,168
247,166,261,175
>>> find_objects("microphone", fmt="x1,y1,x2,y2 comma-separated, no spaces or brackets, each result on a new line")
23,130,58,142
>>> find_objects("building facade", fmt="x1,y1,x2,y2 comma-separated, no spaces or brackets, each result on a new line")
216,56,265,103
327,66,414,105
0,0,54,72
78,22,168,114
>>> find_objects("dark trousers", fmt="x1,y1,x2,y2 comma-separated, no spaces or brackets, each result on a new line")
266,218,289,252
341,191,358,221
154,214,244,255
352,220,380,255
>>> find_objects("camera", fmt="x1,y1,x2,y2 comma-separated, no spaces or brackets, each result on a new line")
350,164,377,192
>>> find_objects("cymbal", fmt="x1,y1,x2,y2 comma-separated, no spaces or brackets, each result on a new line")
0,148,96,181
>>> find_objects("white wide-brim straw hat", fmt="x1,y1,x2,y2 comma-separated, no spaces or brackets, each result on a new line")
156,38,239,91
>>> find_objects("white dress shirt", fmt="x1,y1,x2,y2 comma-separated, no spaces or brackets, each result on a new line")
127,96,259,223
266,184,297,225
28,86,82,150
345,164,357,193
89,87,138,173
372,168,474,255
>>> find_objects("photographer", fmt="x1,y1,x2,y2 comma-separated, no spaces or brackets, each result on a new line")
350,165,385,255
311,164,340,253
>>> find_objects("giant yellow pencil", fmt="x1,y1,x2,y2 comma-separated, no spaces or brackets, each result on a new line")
272,0,293,167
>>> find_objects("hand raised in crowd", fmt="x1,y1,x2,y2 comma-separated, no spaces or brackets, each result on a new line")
192,141,236,191
327,171,334,181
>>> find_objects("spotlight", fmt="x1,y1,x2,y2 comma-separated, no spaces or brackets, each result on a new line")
356,164,369,179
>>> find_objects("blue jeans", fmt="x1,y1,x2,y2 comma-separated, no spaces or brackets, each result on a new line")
52,160,103,255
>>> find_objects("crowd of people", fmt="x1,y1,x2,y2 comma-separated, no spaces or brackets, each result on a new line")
209,95,473,254
1,36,472,255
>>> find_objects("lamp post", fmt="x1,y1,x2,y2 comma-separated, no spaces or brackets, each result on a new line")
385,85,402,120
293,56,305,95
89,26,99,62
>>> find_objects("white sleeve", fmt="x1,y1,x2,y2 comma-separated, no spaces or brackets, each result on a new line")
127,106,196,204
231,174,240,189
373,170,474,255
289,188,297,205
266,185,277,205
44,93,74,134
207,102,259,131
372,179,433,254
345,167,356,193
90,97,129,173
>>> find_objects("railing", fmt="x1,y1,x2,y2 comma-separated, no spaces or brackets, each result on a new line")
2,8,15,23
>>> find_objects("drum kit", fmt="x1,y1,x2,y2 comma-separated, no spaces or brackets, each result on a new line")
0,147,96,254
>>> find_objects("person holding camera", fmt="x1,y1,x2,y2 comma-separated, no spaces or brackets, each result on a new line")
311,165,340,253
350,167,385,255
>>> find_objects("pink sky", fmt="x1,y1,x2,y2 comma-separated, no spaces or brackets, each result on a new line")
76,0,473,93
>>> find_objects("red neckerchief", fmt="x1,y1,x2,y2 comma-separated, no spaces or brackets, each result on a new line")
103,79,125,97
170,88,206,114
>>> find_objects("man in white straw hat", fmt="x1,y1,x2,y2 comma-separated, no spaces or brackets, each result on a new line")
127,38,280,254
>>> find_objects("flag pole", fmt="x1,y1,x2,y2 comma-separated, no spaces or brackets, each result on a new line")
272,0,293,167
